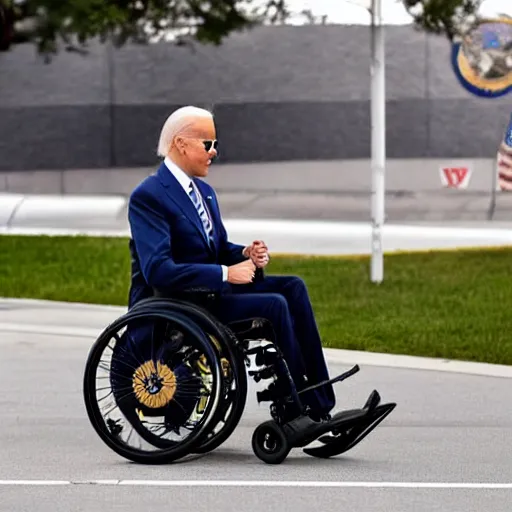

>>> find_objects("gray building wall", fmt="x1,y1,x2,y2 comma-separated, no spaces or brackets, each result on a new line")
0,24,510,171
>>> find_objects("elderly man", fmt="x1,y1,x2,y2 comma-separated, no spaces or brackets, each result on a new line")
127,106,335,421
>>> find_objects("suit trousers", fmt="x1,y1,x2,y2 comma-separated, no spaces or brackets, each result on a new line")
215,275,336,415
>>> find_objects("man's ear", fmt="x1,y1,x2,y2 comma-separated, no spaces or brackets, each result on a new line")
174,136,186,152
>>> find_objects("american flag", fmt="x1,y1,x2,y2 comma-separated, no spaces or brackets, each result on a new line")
497,114,512,191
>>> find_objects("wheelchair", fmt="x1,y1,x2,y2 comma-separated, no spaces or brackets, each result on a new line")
83,289,396,465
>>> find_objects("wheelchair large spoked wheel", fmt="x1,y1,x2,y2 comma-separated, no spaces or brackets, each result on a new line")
129,299,249,456
83,308,224,465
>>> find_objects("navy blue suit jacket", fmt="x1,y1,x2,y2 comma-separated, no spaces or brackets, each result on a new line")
127,162,247,308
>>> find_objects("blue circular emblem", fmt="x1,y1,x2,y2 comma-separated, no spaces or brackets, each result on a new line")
451,17,512,98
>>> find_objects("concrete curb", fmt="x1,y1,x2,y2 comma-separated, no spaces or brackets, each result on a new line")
1,298,511,379
323,348,512,378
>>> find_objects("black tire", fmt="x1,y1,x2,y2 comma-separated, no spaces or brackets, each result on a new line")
252,420,291,465
130,298,248,455
83,308,223,465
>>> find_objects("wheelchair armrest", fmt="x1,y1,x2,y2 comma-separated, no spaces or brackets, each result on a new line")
151,268,264,308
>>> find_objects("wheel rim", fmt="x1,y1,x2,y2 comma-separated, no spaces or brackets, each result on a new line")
257,426,283,455
263,433,278,452
83,310,222,461
104,298,248,455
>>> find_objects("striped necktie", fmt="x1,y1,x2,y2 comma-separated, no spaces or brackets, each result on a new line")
188,181,213,239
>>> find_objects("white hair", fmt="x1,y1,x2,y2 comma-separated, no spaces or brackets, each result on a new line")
157,106,213,157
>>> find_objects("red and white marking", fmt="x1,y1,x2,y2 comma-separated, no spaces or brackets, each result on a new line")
439,167,472,189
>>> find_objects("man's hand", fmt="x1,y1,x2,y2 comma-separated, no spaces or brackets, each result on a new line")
227,258,256,284
243,240,270,268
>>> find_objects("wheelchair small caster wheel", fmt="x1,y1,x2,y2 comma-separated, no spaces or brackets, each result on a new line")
252,420,290,464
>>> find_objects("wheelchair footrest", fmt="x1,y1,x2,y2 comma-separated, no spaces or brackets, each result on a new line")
302,402,396,458
282,408,368,448
279,387,396,451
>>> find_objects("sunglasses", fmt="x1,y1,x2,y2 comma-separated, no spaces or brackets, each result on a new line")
202,139,218,152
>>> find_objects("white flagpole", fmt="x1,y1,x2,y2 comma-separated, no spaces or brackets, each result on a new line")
370,0,386,283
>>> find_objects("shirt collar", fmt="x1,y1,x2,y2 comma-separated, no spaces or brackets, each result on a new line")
164,156,192,193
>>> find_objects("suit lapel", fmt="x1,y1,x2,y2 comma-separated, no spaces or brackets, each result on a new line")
156,163,212,250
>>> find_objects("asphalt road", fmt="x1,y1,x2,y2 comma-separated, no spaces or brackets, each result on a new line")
1,300,512,511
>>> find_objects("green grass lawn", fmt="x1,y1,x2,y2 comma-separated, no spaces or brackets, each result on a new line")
1,234,512,365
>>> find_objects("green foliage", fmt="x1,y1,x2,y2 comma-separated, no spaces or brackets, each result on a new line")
0,0,287,56
0,0,483,58
402,0,481,39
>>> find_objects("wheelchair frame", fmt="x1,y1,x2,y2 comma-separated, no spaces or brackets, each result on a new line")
83,293,396,465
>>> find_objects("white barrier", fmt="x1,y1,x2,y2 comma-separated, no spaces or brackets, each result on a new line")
0,193,129,231
0,193,25,227
2,193,512,255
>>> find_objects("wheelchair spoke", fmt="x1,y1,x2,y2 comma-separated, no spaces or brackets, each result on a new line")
103,339,117,352
98,363,136,383
101,352,140,373
97,383,132,397
102,401,120,418
84,307,232,460
110,386,142,407
125,425,134,445
97,391,114,403
95,385,115,392
98,361,110,373
99,357,134,376
150,321,160,371
125,330,151,368
174,384,204,393
141,423,167,436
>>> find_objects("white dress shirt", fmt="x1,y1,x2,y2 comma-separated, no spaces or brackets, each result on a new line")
164,157,228,282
